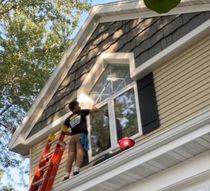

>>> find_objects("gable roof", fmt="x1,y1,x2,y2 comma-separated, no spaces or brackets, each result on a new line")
9,0,210,155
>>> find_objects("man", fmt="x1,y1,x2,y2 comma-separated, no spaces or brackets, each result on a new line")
63,100,98,180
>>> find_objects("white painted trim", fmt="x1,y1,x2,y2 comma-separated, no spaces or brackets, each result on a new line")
134,83,143,136
109,98,118,151
119,151,210,191
54,110,210,191
9,111,72,155
94,0,210,24
131,19,210,80
9,0,210,153
99,4,210,23
77,52,135,96
25,111,71,145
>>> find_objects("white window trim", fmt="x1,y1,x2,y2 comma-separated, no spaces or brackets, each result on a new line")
87,102,113,161
110,82,143,139
88,83,142,162
77,52,142,162
77,52,136,96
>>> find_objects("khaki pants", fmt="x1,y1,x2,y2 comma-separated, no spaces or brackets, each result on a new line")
68,134,82,152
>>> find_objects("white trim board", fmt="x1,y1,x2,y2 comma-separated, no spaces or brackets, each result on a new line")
99,2,210,23
77,52,135,95
9,0,210,153
119,151,210,191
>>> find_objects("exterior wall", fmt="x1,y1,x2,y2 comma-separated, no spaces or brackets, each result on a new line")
28,11,210,137
153,34,210,131
29,35,210,188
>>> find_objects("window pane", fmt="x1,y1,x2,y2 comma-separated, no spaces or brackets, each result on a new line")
90,104,111,156
114,88,138,140
90,64,132,103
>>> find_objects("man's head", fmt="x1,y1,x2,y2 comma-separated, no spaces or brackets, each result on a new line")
69,100,80,112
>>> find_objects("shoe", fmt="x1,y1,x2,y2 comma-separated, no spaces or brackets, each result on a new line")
73,171,79,176
63,175,69,181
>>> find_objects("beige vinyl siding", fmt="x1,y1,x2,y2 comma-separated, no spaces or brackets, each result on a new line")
29,132,71,187
153,35,210,130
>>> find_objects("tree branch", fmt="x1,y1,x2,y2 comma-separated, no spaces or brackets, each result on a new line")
0,104,12,116
0,122,14,133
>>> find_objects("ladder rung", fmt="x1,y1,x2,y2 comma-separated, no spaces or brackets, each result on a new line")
59,141,66,147
49,139,59,145
33,178,44,186
39,163,50,172
42,150,54,160
49,140,66,148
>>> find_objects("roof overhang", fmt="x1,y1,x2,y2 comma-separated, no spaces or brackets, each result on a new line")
9,0,210,155
53,110,210,191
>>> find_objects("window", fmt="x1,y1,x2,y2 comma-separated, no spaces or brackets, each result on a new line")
78,53,142,161
90,104,110,157
114,88,139,141
89,64,132,103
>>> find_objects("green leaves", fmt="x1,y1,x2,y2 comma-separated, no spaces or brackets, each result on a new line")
144,0,181,13
0,0,90,189
0,0,91,127
0,169,3,181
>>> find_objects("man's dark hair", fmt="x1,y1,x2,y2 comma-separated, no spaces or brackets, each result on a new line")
69,100,79,111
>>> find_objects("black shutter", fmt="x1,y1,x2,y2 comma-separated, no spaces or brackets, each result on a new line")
137,73,160,134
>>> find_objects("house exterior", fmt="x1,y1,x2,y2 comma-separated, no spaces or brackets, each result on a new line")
9,0,210,191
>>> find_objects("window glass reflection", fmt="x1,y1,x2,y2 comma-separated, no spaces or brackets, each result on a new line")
90,64,132,103
90,104,111,156
114,88,138,140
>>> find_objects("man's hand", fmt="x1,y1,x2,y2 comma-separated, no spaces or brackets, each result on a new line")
61,125,71,135
90,104,99,113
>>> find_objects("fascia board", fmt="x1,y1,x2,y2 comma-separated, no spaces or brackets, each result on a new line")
9,111,72,155
9,0,210,151
97,0,210,23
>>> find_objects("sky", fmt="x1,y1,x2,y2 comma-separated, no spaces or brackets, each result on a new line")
92,0,119,5
73,0,119,37
1,1,118,190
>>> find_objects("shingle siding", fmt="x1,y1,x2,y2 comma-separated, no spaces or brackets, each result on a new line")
28,11,210,137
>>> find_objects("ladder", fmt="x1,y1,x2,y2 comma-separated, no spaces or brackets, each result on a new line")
29,127,69,191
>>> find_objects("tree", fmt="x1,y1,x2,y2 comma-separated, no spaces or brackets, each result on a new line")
144,0,181,13
0,0,90,189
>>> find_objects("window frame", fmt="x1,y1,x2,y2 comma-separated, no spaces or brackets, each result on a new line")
88,82,142,161
77,52,135,96
87,101,113,161
77,52,142,162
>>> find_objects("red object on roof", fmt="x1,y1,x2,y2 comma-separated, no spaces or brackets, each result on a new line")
118,137,135,150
